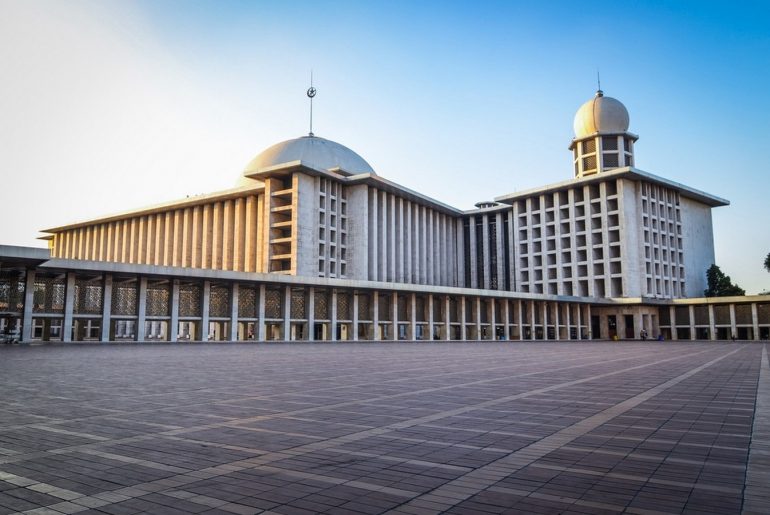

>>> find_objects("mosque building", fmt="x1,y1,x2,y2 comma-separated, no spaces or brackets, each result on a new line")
1,90,768,343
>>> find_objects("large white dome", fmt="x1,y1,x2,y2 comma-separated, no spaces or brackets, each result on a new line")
242,136,375,178
573,91,630,138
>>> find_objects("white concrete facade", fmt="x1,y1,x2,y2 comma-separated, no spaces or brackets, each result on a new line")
0,91,752,344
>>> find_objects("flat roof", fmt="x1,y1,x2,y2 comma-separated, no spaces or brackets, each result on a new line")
41,184,265,233
494,167,729,208
247,161,464,216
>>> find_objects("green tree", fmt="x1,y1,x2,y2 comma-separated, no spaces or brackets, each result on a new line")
704,264,745,297
765,252,770,273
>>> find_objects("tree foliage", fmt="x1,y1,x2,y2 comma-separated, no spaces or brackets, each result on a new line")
704,264,745,297
765,252,770,273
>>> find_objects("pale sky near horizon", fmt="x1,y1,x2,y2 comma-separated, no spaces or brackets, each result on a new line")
1,0,768,293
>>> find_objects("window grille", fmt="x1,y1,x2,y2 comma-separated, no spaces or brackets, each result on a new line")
209,285,230,318
146,283,170,317
74,279,102,314
238,287,257,318
264,288,282,319
602,136,618,150
397,295,408,320
378,294,391,320
179,284,202,317
603,153,619,168
33,276,65,313
357,294,371,320
112,282,137,316
290,288,306,319
314,290,329,319
0,274,25,312
337,292,350,320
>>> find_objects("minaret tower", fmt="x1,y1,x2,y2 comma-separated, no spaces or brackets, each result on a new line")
569,90,638,178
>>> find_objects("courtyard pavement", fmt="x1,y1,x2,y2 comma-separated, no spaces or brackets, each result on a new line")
0,341,767,515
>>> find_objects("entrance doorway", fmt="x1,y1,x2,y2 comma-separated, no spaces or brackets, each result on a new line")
591,316,600,339
624,314,634,339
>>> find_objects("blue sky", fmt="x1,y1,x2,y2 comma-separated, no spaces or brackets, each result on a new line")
1,0,768,293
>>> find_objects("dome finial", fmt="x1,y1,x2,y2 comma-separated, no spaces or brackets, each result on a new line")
596,70,603,97
306,70,316,137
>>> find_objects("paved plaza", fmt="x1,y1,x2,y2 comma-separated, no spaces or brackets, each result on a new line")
0,342,767,515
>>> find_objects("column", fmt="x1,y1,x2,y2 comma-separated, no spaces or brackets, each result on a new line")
352,291,359,341
391,293,398,340
427,294,434,341
460,297,467,341
669,306,677,340
708,304,716,341
444,295,450,341
101,274,113,342
576,304,582,340
553,303,559,341
469,216,477,288
503,300,510,340
688,305,696,341
62,272,76,342
729,304,736,340
21,270,36,343
481,215,489,289
752,303,759,341
372,291,380,341
170,279,180,342
257,284,266,341
410,293,417,341
527,300,536,340
201,281,211,341
136,277,148,341
282,285,291,341
330,289,338,341
475,297,482,340
307,287,315,342
229,283,239,341
489,298,496,340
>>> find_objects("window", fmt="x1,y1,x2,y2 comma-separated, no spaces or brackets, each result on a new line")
602,136,618,150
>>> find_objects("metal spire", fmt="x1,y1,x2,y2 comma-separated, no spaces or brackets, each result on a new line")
596,70,603,97
307,71,316,136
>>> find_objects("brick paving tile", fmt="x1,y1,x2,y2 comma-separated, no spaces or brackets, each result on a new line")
0,342,765,514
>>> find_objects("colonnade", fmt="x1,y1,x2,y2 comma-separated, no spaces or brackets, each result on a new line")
14,270,593,343
659,302,770,341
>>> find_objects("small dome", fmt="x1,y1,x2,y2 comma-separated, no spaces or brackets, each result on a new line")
573,91,630,138
241,136,375,180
